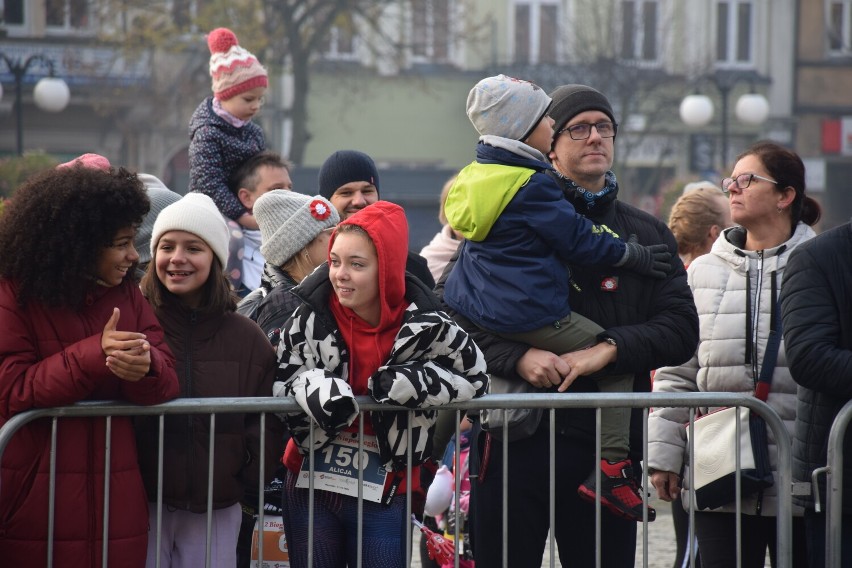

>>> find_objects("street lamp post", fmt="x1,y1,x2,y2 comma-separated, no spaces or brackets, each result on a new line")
0,53,71,156
679,69,770,172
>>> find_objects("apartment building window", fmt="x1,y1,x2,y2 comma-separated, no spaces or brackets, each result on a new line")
412,0,451,61
3,0,25,25
514,0,560,65
716,0,752,63
321,13,357,60
46,0,90,29
620,0,658,61
829,0,852,53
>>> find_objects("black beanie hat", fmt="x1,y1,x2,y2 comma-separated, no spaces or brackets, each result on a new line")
318,150,380,200
548,85,616,138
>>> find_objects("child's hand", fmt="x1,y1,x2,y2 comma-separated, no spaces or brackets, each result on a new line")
238,212,259,230
101,308,147,356
106,343,152,382
101,308,152,382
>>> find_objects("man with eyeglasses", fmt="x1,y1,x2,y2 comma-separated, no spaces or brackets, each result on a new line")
459,85,699,567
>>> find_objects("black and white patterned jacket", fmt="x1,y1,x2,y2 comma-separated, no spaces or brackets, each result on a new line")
272,264,489,470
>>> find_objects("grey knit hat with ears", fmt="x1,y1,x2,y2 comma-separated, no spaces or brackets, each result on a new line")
150,193,230,269
466,74,552,141
135,173,182,266
255,191,340,267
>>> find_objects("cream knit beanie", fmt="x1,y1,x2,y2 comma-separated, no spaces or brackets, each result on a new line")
150,193,230,268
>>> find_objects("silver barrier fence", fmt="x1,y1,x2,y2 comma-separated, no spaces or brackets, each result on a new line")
823,399,852,568
0,392,793,568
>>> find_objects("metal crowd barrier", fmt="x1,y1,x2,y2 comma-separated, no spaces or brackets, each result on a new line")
824,399,852,568
0,392,795,568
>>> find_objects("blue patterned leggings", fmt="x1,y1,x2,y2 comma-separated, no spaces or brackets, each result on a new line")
281,469,409,568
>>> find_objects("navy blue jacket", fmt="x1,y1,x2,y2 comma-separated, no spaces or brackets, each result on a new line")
443,144,626,333
188,96,265,220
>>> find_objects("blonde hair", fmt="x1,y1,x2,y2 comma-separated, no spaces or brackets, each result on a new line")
668,184,729,258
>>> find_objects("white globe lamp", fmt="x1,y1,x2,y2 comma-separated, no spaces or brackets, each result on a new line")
735,93,770,125
33,77,70,113
679,94,714,127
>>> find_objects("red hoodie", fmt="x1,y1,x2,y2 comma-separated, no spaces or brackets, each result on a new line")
329,201,410,397
284,202,419,493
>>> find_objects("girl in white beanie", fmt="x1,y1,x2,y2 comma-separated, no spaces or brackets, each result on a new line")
137,193,283,568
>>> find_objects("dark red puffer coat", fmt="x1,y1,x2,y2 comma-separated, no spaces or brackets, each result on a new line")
0,278,179,567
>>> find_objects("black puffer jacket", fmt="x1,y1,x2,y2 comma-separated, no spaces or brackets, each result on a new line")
438,174,698,455
135,296,283,513
780,220,852,513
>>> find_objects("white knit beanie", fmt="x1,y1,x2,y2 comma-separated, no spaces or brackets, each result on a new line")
136,173,182,266
466,74,551,141
150,193,230,269
255,191,339,267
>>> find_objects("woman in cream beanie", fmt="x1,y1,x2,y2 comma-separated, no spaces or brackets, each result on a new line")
236,191,339,344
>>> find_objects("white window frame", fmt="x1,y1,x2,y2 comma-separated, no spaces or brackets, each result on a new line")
511,0,561,66
409,0,454,64
828,0,852,54
45,0,95,35
2,0,27,29
618,0,661,65
715,0,754,66
322,21,360,62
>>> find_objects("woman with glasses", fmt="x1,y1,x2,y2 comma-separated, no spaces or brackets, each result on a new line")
648,141,820,567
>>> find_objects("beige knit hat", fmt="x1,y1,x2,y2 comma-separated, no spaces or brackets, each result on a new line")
207,27,268,101
150,193,230,269
255,191,339,267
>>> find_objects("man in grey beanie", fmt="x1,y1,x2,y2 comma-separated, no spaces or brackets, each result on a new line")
450,84,699,567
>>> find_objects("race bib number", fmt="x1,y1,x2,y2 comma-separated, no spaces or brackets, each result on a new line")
296,432,388,503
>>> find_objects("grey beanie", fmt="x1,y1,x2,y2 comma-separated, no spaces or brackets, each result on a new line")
318,150,380,200
548,84,616,136
255,191,339,267
136,173,181,266
150,193,230,269
466,74,551,141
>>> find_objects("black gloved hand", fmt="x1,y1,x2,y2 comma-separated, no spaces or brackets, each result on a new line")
616,234,671,279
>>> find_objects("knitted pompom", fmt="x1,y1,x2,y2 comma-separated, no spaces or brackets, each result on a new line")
207,27,238,54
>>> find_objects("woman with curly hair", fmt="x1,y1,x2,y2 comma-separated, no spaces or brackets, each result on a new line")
0,163,180,567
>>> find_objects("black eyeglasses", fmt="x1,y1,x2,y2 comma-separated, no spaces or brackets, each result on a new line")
721,173,778,193
557,121,618,140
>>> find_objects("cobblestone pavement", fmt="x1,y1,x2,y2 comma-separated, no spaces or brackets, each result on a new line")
409,497,677,568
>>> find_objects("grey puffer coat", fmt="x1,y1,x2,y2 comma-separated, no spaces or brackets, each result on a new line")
648,223,815,516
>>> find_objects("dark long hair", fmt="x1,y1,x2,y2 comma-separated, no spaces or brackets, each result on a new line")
737,141,821,229
0,166,149,308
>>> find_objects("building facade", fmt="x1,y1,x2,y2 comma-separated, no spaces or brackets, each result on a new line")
6,0,844,226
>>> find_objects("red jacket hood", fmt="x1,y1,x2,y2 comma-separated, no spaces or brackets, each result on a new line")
329,201,409,330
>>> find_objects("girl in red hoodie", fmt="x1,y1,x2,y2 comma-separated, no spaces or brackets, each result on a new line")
273,201,488,567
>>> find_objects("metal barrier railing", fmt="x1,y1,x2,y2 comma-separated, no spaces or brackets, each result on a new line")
823,399,852,568
0,392,794,568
